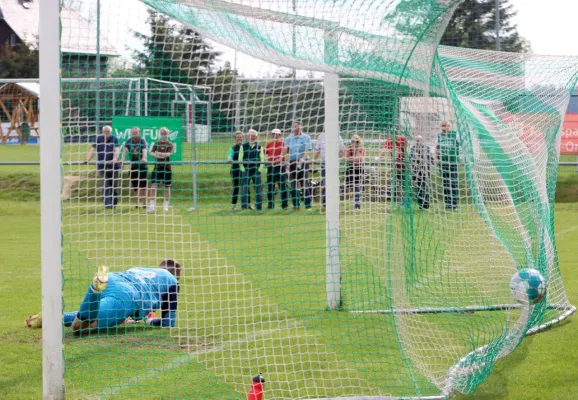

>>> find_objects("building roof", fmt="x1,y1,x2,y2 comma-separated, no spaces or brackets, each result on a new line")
0,0,118,56
0,82,40,98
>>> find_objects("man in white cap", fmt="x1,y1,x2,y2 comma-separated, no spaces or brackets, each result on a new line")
264,128,288,209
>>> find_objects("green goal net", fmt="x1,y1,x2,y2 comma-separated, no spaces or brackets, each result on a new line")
38,0,578,398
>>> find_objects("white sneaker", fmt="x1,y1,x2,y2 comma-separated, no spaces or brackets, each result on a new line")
147,207,155,214
163,206,169,212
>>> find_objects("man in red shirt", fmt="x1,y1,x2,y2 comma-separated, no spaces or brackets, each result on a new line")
380,133,407,205
264,128,288,209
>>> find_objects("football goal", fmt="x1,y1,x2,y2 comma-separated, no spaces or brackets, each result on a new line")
38,0,578,399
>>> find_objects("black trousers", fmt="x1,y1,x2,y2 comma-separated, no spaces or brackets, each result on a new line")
231,168,252,205
98,169,120,208
287,161,311,208
267,165,288,209
440,163,459,208
231,168,241,205
412,172,430,210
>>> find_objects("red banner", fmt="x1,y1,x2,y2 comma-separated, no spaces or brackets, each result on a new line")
561,113,578,155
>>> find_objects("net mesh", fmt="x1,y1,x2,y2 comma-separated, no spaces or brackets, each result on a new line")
37,0,578,397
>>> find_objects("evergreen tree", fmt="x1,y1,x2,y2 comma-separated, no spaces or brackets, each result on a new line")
441,0,529,52
0,40,39,79
486,0,530,52
207,62,239,132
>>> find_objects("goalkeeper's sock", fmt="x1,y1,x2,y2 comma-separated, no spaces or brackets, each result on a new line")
92,265,109,293
63,312,77,327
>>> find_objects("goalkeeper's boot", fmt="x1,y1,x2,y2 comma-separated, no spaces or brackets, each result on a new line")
25,313,42,329
92,265,109,293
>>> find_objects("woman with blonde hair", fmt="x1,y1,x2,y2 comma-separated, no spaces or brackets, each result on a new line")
344,135,366,210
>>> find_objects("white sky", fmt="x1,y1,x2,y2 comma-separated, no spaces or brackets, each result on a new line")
99,0,578,78
511,0,577,57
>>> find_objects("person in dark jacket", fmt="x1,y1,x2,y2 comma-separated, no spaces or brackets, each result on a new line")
436,121,461,210
84,125,120,209
239,129,265,210
227,131,245,210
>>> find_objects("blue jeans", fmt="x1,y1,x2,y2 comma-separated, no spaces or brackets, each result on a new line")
242,170,263,210
98,169,120,207
321,166,326,206
345,166,363,206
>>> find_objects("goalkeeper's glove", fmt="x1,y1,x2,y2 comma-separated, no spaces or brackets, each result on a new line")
144,312,157,325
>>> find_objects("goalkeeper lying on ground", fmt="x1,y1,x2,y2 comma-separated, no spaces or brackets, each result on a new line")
25,259,181,331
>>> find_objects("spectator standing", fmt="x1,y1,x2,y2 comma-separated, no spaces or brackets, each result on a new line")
264,128,288,209
227,131,244,210
312,131,344,207
283,120,313,210
121,127,148,209
344,135,366,210
84,125,120,209
380,133,407,206
148,127,174,213
410,135,435,210
436,121,460,210
239,129,265,210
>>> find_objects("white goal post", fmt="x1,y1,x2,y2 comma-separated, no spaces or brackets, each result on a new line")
40,0,64,398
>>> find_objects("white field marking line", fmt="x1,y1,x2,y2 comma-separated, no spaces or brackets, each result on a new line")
555,226,578,238
411,270,446,290
98,321,301,399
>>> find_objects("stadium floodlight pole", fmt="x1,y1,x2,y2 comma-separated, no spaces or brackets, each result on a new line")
495,0,501,51
96,0,101,134
145,78,149,117
190,90,199,210
40,0,64,397
324,30,341,310
136,79,141,116
234,80,241,132
292,0,297,121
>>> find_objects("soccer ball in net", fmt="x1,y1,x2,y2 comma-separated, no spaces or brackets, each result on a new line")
509,268,547,305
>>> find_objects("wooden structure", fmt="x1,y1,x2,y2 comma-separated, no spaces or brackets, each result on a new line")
0,82,40,144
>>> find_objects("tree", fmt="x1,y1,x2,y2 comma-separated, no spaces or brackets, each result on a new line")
207,62,239,132
486,0,530,52
382,0,452,40
0,40,39,79
441,0,530,52
133,10,221,87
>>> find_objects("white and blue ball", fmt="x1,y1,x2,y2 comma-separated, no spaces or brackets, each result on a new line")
509,268,547,305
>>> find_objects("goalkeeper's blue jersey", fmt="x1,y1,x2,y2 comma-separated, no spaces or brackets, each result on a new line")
116,267,178,317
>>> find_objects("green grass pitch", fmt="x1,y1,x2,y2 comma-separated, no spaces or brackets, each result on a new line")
1,144,578,399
